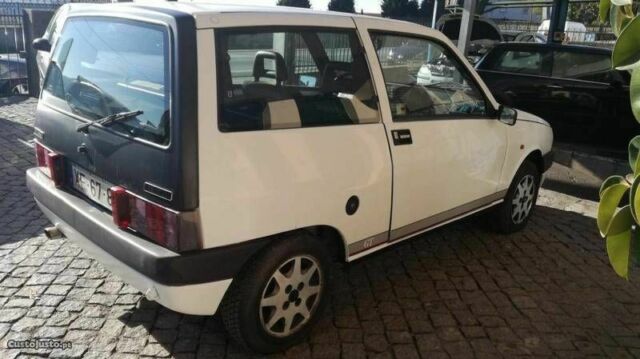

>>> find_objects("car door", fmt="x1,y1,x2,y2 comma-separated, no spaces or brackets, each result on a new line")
197,16,393,253
355,18,507,242
548,49,619,141
476,45,553,118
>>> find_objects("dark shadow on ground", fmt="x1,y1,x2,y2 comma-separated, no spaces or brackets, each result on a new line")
0,95,31,107
0,117,48,244
118,205,640,358
542,178,599,202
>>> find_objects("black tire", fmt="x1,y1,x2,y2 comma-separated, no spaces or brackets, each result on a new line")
491,160,540,234
220,232,332,353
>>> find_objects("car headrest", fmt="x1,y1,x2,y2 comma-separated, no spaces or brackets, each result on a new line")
253,51,288,84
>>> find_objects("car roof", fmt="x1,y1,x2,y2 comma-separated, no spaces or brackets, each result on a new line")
491,42,611,54
66,1,383,22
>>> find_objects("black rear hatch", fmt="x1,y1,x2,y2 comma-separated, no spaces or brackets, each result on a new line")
34,9,197,211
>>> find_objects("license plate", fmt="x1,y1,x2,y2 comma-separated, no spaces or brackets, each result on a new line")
72,165,114,209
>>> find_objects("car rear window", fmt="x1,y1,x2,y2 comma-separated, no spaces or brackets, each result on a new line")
552,51,612,82
42,17,170,145
216,28,379,132
492,49,548,75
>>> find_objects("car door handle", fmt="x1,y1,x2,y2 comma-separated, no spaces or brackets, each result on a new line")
391,129,412,146
546,84,564,89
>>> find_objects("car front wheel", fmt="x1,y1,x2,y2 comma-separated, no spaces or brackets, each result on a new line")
221,233,331,353
492,160,540,233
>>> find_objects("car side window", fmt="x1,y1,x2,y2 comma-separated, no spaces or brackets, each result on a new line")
552,51,612,83
493,49,547,75
217,28,379,132
370,32,487,121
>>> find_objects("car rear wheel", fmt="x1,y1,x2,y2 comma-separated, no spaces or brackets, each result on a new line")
221,232,331,353
492,160,540,233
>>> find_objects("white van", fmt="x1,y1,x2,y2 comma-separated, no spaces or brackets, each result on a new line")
538,19,588,43
27,2,553,353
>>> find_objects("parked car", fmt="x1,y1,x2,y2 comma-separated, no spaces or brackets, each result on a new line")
514,31,546,43
0,54,28,96
435,14,503,63
476,42,636,145
27,3,553,353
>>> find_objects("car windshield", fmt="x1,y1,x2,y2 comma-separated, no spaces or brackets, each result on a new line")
42,18,170,145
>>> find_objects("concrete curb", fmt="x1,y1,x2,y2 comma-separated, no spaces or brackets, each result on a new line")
553,146,628,180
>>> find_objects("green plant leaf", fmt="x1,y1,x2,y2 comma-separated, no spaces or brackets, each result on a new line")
600,0,612,23
601,175,627,198
629,136,640,171
598,177,631,236
611,5,634,36
631,68,640,123
606,206,635,279
631,176,640,223
611,0,632,5
613,15,640,70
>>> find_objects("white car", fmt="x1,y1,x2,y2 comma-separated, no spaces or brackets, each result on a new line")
27,2,553,353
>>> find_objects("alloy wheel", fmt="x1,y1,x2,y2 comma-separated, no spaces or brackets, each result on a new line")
259,255,323,337
511,174,535,224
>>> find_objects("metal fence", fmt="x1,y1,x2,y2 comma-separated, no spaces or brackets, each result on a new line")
496,20,616,48
0,0,111,97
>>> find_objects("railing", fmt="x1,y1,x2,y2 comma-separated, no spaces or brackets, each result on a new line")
0,0,109,98
496,20,616,49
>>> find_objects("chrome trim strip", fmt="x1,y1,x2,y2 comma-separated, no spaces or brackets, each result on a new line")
389,190,507,242
143,182,174,201
347,190,507,257
348,232,388,256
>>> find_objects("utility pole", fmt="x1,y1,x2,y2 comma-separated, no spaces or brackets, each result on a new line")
457,0,476,56
547,0,568,43
432,0,438,28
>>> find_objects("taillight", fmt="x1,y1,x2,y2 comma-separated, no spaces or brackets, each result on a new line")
35,141,65,187
110,187,131,229
109,186,197,252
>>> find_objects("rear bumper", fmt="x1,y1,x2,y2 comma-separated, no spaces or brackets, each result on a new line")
26,168,231,315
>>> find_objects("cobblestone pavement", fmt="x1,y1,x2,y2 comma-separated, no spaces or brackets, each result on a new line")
1,96,640,358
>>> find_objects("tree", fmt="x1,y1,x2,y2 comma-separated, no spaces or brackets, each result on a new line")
328,0,355,13
419,0,433,19
407,0,420,15
381,0,408,18
276,0,311,8
568,2,599,26
381,0,420,19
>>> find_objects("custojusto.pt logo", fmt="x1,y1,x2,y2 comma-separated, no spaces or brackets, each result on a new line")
7,339,72,350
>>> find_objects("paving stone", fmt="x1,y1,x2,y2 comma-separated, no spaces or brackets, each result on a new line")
115,337,147,354
0,99,638,357
11,317,45,333
33,325,67,339
0,308,27,323
69,317,105,331
140,342,171,357
47,312,78,327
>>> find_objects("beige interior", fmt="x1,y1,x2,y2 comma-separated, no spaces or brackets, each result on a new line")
262,99,302,129
338,81,379,124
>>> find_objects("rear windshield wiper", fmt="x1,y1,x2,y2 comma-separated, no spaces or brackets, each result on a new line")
76,110,144,133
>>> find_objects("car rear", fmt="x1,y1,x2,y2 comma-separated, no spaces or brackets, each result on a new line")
25,6,230,315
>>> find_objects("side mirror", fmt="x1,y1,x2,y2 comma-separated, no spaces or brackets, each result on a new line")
498,106,517,126
32,38,51,52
